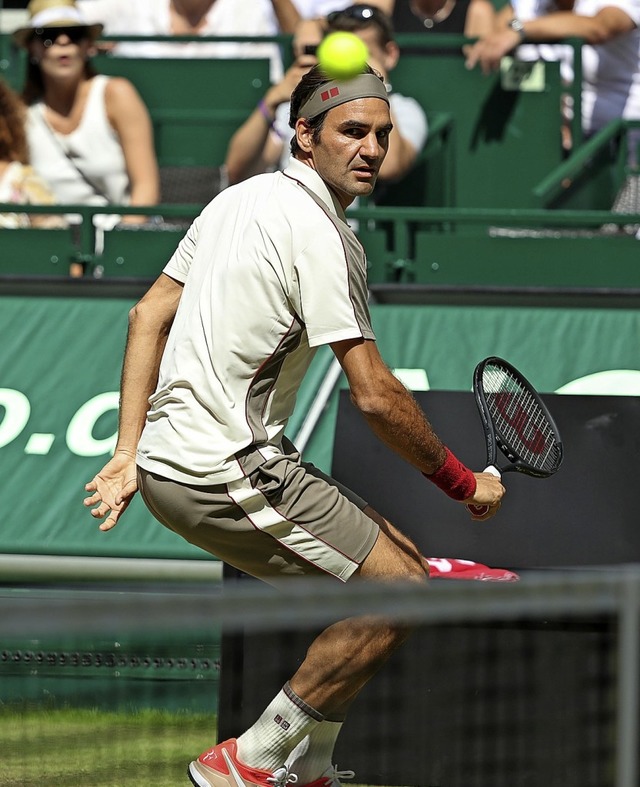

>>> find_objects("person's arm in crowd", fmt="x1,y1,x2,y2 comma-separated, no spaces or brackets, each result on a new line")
377,107,420,182
271,0,303,32
368,41,427,182
225,54,316,184
356,0,395,12
84,273,184,530
464,0,498,38
465,4,636,73
105,77,160,221
292,17,325,57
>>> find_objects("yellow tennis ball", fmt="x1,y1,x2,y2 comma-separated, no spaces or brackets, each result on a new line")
317,32,369,81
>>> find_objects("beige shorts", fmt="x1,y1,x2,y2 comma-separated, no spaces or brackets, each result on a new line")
137,445,379,584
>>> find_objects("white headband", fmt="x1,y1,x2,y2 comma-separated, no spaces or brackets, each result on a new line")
297,73,389,120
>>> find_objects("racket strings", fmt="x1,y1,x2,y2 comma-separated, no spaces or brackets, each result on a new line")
482,366,561,473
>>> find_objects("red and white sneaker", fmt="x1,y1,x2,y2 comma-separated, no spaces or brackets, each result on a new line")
298,766,355,787
188,739,298,787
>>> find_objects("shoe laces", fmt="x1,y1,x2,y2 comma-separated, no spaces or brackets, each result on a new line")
322,765,355,786
268,766,298,787
332,767,355,782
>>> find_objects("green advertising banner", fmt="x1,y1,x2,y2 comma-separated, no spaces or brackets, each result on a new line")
304,303,640,471
1,295,639,559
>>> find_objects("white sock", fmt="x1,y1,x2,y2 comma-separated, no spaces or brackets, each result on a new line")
236,683,324,772
284,720,344,783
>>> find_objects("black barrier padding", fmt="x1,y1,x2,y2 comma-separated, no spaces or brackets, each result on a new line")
219,391,636,785
218,586,615,787
332,390,640,568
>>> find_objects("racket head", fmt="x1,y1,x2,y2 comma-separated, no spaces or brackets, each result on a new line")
473,356,563,478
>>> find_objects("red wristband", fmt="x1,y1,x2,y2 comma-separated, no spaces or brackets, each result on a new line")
423,447,477,501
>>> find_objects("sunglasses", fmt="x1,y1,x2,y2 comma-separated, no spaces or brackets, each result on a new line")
326,4,384,24
31,26,90,46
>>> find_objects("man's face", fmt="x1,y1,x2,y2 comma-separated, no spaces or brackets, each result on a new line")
297,97,392,209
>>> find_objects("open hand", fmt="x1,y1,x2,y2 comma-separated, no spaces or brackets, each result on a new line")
83,449,139,531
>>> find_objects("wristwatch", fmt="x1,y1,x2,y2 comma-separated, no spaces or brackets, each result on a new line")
508,17,527,41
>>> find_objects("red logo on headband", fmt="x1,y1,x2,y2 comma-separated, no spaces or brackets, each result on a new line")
320,87,340,102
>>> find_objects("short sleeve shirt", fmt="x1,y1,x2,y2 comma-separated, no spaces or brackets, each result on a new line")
136,158,375,485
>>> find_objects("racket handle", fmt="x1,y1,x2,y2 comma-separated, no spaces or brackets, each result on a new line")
466,466,501,517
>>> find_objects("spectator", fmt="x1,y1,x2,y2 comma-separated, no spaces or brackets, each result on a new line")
291,0,390,15
13,0,160,237
389,0,495,38
0,76,66,229
76,0,304,82
225,4,428,191
464,0,640,143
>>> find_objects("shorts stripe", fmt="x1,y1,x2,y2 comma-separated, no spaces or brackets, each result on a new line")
227,476,360,581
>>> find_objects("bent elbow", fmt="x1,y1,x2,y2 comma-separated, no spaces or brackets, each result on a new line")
350,389,392,420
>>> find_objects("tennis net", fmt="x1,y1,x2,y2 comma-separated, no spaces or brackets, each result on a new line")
2,567,638,787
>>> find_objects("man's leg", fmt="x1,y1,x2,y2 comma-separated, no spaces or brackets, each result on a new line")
282,506,428,784
235,516,426,785
286,523,426,713
139,466,427,786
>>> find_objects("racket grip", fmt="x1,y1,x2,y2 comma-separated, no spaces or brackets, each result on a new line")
466,466,501,517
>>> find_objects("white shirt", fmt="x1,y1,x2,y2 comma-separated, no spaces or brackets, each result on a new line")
577,0,640,132
77,0,284,80
290,0,354,16
136,158,375,485
27,75,129,207
513,0,640,132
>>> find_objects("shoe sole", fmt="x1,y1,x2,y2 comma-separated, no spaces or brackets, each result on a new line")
187,762,210,787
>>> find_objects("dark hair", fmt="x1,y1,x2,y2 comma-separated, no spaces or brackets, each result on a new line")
326,4,395,48
22,54,98,106
0,78,28,163
288,63,379,157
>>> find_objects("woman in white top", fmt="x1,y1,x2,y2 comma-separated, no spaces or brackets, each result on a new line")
0,76,65,229
13,0,159,226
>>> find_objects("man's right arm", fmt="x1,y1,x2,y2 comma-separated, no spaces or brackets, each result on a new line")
331,337,505,518
83,273,184,531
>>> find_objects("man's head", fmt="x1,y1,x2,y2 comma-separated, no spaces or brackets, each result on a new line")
289,65,392,209
325,4,399,79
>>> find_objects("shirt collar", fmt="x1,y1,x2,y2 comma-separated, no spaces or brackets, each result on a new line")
283,157,347,223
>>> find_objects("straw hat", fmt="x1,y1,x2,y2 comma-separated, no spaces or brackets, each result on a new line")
12,0,104,49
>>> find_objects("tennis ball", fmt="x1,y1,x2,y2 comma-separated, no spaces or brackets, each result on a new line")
317,32,369,81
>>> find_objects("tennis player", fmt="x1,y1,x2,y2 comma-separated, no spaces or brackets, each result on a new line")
84,64,505,787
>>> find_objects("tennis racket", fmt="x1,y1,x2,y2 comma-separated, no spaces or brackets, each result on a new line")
467,356,564,517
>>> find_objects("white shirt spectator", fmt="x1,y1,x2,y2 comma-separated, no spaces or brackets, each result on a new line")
77,0,284,80
290,0,353,15
513,0,640,133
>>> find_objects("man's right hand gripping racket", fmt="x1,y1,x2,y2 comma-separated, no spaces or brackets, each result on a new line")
467,356,564,517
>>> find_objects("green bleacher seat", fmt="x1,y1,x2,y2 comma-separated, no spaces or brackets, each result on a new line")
412,229,640,288
91,225,187,279
0,227,78,277
92,55,271,167
385,46,567,209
